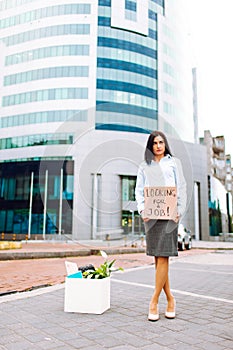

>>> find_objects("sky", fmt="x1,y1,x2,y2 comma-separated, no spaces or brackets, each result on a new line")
187,0,233,156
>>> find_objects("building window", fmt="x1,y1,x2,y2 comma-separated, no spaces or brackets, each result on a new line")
0,0,37,11
0,133,74,150
125,0,137,21
0,4,91,29
4,66,89,86
151,0,164,7
125,0,136,11
0,160,74,235
6,45,89,66
97,79,157,99
97,37,157,60
3,24,90,47
1,110,87,128
122,176,136,201
2,88,88,106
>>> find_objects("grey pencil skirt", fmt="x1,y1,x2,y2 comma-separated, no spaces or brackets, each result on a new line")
144,219,178,257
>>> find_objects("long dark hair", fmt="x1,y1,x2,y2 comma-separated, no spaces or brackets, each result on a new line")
145,130,173,164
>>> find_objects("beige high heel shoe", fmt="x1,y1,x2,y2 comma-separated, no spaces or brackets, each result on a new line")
165,299,176,319
148,305,159,321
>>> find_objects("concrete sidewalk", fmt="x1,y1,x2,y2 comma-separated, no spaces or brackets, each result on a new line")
0,238,233,261
0,250,232,350
0,237,146,260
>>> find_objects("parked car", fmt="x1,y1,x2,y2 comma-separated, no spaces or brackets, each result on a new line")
178,224,192,251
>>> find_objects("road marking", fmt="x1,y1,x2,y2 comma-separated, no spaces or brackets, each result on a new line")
114,262,233,275
171,267,233,275
114,264,153,274
111,279,233,304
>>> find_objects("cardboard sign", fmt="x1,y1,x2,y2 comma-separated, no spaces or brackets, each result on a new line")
144,187,177,220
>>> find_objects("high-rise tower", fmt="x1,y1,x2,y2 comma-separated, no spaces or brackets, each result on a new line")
0,0,195,239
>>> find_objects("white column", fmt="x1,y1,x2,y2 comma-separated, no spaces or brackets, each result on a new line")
58,168,63,236
194,182,200,240
43,170,48,240
92,173,99,240
28,171,34,239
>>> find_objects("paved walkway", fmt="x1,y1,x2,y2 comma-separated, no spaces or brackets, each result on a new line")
0,239,233,295
0,248,232,350
0,239,146,260
0,240,210,295
1,238,232,260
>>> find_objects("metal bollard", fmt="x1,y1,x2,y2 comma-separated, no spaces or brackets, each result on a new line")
105,234,110,247
140,235,144,247
124,235,127,247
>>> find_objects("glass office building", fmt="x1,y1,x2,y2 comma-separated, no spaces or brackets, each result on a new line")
96,0,159,133
0,0,197,240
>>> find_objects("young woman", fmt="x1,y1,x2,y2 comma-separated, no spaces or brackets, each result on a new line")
135,130,186,321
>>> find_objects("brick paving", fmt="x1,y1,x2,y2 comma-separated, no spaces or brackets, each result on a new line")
0,239,213,295
0,253,151,295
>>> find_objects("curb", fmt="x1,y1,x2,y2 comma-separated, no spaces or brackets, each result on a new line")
0,247,146,261
0,241,233,261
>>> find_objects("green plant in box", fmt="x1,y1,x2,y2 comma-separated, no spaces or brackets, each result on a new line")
82,250,124,279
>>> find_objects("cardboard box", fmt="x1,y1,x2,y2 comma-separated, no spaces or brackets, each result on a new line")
64,276,110,314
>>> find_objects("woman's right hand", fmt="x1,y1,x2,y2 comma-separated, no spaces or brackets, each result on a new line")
143,217,150,222
141,210,150,222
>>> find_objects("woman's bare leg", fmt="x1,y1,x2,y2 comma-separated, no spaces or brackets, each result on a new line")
149,257,169,313
149,257,175,314
162,273,175,312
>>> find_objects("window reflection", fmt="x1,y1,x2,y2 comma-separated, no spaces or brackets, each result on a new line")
0,133,73,150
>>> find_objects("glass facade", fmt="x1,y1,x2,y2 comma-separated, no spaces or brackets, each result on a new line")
122,176,136,202
0,0,38,10
208,176,231,236
1,110,87,128
6,45,90,66
0,160,74,236
0,1,93,238
1,4,91,29
0,133,73,150
2,24,90,46
121,176,143,234
96,0,160,132
4,66,89,86
3,88,88,106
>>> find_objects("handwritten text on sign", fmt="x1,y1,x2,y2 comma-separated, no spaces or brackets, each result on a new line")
144,187,177,220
